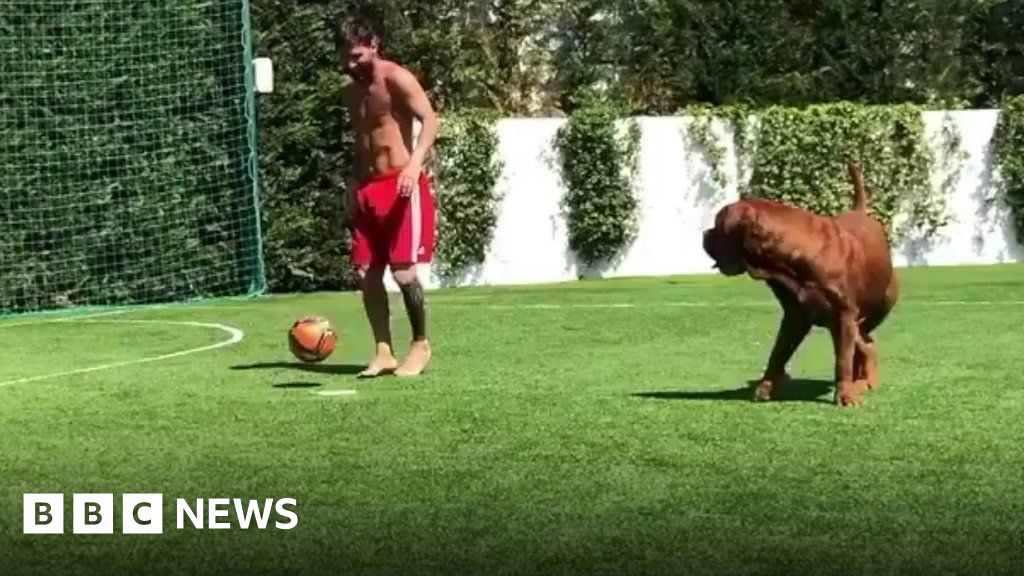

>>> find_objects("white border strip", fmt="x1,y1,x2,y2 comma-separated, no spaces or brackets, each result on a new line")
5,299,1015,317
430,300,1024,310
0,309,129,329
0,319,244,387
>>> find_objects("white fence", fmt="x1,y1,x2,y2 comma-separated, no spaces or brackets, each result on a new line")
390,110,1021,291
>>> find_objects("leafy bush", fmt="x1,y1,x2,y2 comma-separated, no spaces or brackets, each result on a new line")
684,102,952,242
433,109,504,279
555,99,641,268
994,95,1024,242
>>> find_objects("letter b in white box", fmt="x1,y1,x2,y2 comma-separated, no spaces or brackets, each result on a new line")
122,494,163,534
23,494,64,534
73,494,113,534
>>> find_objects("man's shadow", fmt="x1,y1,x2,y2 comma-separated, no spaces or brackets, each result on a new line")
632,378,834,404
231,362,366,376
272,382,323,389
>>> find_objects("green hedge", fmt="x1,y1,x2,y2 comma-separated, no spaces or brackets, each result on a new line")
252,1,355,293
6,1,1022,313
555,100,641,268
0,2,261,315
556,0,1024,113
432,109,504,281
995,96,1024,242
251,0,1024,293
684,102,953,243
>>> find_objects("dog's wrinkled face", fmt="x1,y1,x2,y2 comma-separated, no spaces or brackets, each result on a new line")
702,203,752,276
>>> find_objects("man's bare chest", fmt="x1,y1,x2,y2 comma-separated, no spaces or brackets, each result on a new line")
350,82,400,125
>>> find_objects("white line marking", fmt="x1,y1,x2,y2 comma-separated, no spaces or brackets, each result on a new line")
0,319,244,387
315,389,357,396
410,178,422,261
171,298,1024,311
430,300,1024,310
0,309,129,329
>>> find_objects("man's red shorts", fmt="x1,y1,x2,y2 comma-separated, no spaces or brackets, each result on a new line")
351,169,436,268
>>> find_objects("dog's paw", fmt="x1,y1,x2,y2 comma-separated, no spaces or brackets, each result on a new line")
854,378,877,392
834,383,865,407
753,381,775,402
753,373,788,402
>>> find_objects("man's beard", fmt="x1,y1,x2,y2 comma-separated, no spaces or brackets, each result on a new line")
346,64,372,84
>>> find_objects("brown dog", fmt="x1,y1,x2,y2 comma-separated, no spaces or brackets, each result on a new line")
702,164,900,407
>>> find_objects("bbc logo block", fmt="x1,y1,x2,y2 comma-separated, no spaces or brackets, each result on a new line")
23,494,64,534
122,493,164,534
24,493,144,535
23,493,296,534
72,493,114,534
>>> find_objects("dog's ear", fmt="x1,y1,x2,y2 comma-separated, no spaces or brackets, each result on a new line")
722,201,777,261
717,202,756,235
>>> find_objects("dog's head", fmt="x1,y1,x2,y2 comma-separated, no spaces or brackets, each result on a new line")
702,201,757,276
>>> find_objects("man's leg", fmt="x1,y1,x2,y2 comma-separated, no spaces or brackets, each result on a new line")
349,176,400,378
391,264,430,377
386,174,435,377
355,265,398,377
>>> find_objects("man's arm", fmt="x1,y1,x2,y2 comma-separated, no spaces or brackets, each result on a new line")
341,84,362,225
389,66,438,195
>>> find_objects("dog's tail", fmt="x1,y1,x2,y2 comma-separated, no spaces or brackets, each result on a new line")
848,163,868,211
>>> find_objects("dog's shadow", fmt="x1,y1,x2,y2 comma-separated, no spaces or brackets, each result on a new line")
632,379,834,404
231,362,366,376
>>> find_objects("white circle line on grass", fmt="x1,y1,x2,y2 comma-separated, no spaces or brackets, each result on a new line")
0,319,245,388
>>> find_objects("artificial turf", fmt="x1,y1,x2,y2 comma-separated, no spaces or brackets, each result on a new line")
1,264,1021,576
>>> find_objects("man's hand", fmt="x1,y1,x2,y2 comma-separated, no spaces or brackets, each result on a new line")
387,66,436,198
398,160,421,197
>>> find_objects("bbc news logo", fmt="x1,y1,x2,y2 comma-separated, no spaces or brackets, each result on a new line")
23,494,298,534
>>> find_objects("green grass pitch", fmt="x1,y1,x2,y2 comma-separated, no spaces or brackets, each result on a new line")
1,265,1022,576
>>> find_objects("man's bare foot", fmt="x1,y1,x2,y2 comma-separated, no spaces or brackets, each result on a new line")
395,340,431,377
359,347,399,378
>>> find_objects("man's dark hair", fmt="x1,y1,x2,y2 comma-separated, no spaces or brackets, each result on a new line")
334,11,383,51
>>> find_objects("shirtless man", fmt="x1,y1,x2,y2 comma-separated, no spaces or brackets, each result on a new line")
335,13,437,377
